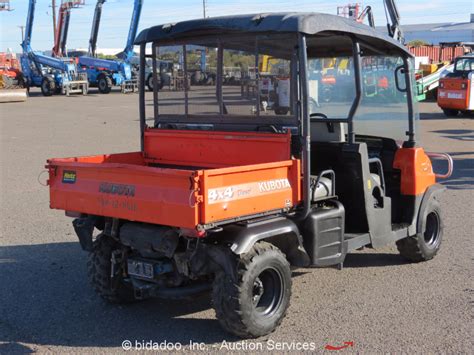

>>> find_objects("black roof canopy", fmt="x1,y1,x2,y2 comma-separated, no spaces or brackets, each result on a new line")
135,12,412,58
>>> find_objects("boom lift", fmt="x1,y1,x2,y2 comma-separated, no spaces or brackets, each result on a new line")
383,0,403,43
20,0,88,96
78,0,143,94
337,3,374,27
52,0,85,58
0,2,28,102
338,2,402,43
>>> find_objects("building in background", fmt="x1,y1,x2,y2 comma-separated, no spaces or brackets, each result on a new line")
387,14,474,44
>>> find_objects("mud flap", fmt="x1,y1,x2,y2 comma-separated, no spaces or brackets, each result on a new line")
72,216,97,252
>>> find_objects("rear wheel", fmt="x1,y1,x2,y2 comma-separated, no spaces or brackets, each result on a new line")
87,234,135,303
396,200,443,262
212,242,291,338
41,77,56,96
442,109,459,117
98,75,112,94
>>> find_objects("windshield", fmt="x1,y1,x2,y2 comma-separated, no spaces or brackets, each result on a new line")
308,55,415,141
455,57,474,73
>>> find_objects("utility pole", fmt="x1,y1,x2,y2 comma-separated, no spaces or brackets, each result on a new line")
51,0,57,40
18,25,25,42
202,0,206,18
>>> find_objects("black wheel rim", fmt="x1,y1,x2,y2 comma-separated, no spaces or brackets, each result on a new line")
252,267,284,317
424,211,440,247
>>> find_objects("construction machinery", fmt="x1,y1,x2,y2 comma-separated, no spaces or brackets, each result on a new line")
0,3,28,102
0,52,27,103
438,55,474,117
0,0,11,11
338,1,402,42
337,3,374,27
78,0,143,93
52,0,85,58
20,0,88,96
47,12,452,338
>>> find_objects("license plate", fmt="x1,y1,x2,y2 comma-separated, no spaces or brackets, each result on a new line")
127,259,154,280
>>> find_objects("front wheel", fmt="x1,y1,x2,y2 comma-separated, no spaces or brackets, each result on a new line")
396,200,443,262
98,75,112,94
212,242,292,338
41,77,56,96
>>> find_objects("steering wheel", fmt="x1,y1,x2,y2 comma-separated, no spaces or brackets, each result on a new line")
309,113,328,120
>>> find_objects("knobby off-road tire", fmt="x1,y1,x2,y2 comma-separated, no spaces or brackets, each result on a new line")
147,74,163,92
87,234,135,303
396,200,443,262
212,242,292,338
41,77,56,96
98,75,112,94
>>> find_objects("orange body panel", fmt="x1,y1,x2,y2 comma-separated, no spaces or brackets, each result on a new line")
438,77,470,111
144,129,291,168
393,148,436,196
200,160,301,224
47,152,201,229
47,130,301,229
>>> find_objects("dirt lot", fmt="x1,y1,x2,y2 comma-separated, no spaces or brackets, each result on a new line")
0,89,473,353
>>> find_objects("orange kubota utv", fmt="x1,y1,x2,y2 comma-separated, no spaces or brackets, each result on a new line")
46,13,453,338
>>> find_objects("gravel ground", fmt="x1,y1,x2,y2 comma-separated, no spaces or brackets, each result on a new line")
0,89,473,354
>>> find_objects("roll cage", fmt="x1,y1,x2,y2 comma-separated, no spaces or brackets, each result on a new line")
135,13,417,219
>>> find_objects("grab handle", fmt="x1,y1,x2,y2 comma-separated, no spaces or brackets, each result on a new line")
427,152,453,179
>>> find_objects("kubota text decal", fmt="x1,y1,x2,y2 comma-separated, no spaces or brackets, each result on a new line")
207,179,291,204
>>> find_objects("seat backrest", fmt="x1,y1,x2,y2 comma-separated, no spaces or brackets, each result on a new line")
310,122,346,143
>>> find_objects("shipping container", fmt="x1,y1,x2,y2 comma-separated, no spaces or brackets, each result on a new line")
408,45,466,63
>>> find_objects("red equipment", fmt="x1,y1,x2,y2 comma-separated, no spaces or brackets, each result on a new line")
52,0,85,57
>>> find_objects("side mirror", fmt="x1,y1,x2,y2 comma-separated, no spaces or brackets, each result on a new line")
394,65,407,92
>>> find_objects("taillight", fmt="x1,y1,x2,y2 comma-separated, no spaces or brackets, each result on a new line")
461,83,467,90
439,82,444,88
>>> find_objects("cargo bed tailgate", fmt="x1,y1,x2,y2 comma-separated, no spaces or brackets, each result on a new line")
47,152,200,229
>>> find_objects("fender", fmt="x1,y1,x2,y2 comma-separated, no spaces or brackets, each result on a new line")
212,217,310,267
417,184,446,235
72,215,98,252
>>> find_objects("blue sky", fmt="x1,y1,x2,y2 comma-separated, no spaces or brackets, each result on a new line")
1,0,473,52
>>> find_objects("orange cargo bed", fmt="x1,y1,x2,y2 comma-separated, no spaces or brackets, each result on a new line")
47,129,301,229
